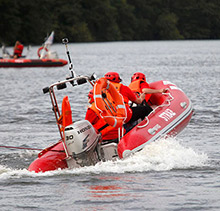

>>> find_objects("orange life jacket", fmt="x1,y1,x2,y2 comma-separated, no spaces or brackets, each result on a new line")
89,103,120,140
110,82,129,103
129,79,152,102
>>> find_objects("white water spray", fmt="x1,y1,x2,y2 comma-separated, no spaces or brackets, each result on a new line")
0,138,208,179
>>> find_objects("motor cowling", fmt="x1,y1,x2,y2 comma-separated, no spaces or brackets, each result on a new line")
64,120,100,156
64,120,119,168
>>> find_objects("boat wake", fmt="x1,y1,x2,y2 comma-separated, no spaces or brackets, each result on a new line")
0,138,208,180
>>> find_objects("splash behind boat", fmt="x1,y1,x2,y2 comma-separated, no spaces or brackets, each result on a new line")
28,74,193,173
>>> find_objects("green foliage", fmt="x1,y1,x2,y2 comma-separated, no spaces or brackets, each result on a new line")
1,0,220,45
0,0,21,45
155,12,183,40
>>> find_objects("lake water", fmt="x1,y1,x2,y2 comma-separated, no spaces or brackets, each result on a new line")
0,40,219,210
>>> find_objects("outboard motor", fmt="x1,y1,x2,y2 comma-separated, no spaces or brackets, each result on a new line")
64,120,101,167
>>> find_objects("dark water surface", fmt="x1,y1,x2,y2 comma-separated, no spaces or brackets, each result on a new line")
0,41,219,210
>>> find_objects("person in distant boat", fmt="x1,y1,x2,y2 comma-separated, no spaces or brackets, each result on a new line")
85,89,123,143
104,72,151,124
129,72,166,106
13,41,24,58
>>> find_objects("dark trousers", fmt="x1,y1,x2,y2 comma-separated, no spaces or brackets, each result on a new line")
127,105,153,124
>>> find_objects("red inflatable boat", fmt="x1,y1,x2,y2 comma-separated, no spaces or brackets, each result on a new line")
28,76,193,173
0,58,68,68
117,80,193,158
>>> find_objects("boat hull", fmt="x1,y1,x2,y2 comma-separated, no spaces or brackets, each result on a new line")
28,141,67,173
0,58,68,68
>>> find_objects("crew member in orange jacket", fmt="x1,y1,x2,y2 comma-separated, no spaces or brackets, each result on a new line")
85,89,123,143
104,72,151,124
129,72,166,105
13,41,24,58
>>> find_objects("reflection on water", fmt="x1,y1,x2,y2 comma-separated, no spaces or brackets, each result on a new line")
88,176,128,199
87,176,143,199
89,185,126,198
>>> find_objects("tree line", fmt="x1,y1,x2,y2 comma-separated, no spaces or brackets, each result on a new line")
1,0,220,46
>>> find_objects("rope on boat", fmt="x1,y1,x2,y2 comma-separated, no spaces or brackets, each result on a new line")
0,145,65,152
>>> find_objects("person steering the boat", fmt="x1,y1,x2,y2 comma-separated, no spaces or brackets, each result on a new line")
13,41,24,58
104,72,152,124
85,89,123,143
129,72,166,106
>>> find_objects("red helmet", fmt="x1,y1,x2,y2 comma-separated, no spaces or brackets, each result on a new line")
131,72,146,82
104,72,122,83
88,89,94,104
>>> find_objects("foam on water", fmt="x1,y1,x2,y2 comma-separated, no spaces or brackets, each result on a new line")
0,138,208,180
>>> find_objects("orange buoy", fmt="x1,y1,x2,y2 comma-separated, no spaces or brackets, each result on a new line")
37,46,48,58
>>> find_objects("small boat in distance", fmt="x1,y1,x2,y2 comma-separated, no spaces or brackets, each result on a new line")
0,31,67,68
0,58,68,68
